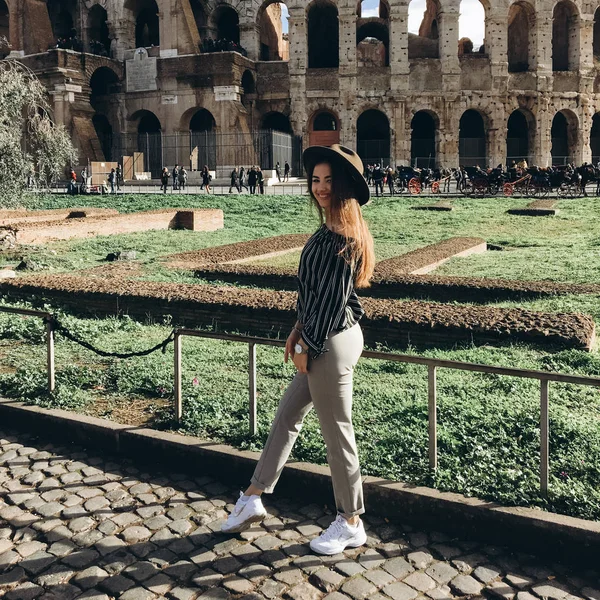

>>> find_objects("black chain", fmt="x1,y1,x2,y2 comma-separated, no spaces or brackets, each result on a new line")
47,317,175,359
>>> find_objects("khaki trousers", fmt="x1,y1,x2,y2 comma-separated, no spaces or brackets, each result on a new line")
251,323,365,518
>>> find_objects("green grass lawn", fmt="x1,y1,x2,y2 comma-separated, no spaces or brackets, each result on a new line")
1,192,600,521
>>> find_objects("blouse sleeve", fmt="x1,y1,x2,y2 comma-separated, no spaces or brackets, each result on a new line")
300,251,355,359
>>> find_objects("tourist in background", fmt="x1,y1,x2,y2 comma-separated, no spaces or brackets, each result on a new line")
160,167,170,194
116,164,122,191
201,165,211,193
387,167,395,196
221,143,375,558
239,167,249,192
229,167,241,193
275,161,282,183
372,163,384,197
108,168,116,194
257,166,265,194
178,167,187,191
172,165,179,191
284,161,290,182
248,166,257,194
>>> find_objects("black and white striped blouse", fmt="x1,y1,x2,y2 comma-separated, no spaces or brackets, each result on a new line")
296,224,364,359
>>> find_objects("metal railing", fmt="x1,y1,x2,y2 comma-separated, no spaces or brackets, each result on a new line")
173,328,600,498
2,307,600,498
0,306,55,393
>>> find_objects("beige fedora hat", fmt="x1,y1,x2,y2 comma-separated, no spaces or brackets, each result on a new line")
303,144,370,206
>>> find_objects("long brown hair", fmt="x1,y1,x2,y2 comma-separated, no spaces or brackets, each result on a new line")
307,160,375,288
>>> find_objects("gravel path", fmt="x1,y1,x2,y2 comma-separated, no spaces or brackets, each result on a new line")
0,428,598,600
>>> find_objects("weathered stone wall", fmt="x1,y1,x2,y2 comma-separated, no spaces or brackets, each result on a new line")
8,0,600,170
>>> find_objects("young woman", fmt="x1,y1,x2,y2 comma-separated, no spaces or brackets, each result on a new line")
222,144,375,556
201,165,211,193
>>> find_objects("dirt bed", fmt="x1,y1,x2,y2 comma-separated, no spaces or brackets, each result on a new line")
1,275,594,351
411,201,453,212
192,264,600,301
374,237,487,276
508,199,558,216
167,234,311,268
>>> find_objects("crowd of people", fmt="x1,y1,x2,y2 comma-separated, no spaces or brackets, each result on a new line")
161,165,190,193
50,29,110,57
200,38,247,57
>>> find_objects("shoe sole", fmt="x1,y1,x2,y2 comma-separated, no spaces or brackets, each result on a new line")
310,531,368,555
221,512,267,534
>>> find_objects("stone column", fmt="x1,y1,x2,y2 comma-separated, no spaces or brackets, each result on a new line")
338,7,357,147
109,17,135,60
338,9,356,76
579,101,593,164
533,10,553,92
533,96,551,167
438,3,460,91
239,23,259,61
579,14,595,95
287,8,307,147
389,3,409,93
488,110,506,167
393,101,409,165
486,11,508,93
440,100,459,167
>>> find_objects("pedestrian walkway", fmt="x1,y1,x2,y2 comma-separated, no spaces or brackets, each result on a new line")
0,428,598,600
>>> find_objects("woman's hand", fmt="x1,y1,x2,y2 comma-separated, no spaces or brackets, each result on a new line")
284,328,300,363
292,350,309,374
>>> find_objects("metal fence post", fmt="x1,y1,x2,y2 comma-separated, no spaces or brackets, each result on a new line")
540,379,549,497
46,319,55,393
428,365,437,470
249,342,257,436
174,332,182,424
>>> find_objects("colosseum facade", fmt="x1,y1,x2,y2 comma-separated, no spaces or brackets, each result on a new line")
2,0,600,176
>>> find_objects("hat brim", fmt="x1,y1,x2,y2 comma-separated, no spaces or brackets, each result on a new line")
303,146,370,206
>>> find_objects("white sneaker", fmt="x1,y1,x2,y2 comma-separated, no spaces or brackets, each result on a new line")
309,514,367,555
221,492,267,533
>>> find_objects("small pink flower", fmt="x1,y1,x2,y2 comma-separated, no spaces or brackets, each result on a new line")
560,471,569,479
192,377,199,386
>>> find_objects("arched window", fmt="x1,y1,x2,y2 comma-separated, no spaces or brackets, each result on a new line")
458,0,485,55
47,0,78,42
189,109,216,171
594,8,600,63
459,109,486,167
552,1,579,72
411,111,437,168
261,112,292,133
213,6,240,44
259,1,289,61
506,110,530,164
357,22,389,67
135,110,162,177
551,111,578,165
90,67,119,108
308,1,338,68
508,2,533,72
357,109,390,166
88,5,111,56
241,70,255,95
0,1,9,58
135,0,160,48
591,113,600,164
309,111,340,146
408,0,440,59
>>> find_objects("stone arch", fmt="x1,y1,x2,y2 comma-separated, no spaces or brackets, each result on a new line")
357,108,391,166
594,7,600,63
508,1,534,72
357,20,389,67
307,0,339,69
591,113,600,163
506,108,534,164
411,110,439,168
261,111,292,133
90,66,120,106
241,70,255,94
309,109,340,146
459,109,487,167
256,0,288,61
129,0,160,48
551,109,578,165
188,108,217,170
0,0,9,58
408,0,440,59
47,0,78,41
88,4,111,56
552,0,579,72
356,0,389,20
131,109,162,177
211,4,240,44
459,0,486,55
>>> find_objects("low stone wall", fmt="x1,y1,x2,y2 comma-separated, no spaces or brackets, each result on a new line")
507,199,559,217
0,275,595,351
2,209,224,244
0,207,118,226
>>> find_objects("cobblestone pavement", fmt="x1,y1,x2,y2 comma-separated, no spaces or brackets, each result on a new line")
0,429,599,600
